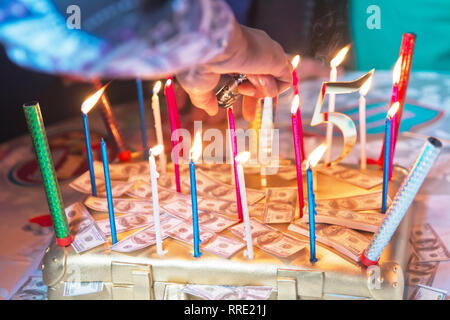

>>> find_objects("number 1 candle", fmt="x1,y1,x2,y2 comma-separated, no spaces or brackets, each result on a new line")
189,131,203,257
291,95,305,217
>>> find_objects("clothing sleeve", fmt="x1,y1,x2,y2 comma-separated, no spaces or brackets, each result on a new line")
0,0,234,79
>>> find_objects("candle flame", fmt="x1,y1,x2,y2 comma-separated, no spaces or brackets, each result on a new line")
306,143,327,169
393,57,402,84
291,55,300,69
190,131,202,161
291,95,300,114
387,102,400,119
153,81,162,95
359,75,373,96
81,84,108,114
235,151,250,164
150,144,164,156
165,78,172,87
330,44,351,68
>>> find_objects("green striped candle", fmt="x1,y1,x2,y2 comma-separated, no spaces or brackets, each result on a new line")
23,101,72,246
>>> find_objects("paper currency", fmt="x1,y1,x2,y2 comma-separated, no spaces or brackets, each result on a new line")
406,254,440,299
411,224,450,262
414,284,447,300
262,188,297,224
165,220,216,246
110,216,181,253
202,235,245,258
63,281,104,297
69,172,135,197
317,164,382,189
288,222,370,261
10,274,47,300
301,207,384,233
93,160,148,180
231,219,306,258
315,192,389,211
85,196,153,214
249,202,265,218
182,284,273,300
277,166,299,181
96,212,156,235
65,202,107,253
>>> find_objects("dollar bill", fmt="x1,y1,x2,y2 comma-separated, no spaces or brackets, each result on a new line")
69,172,135,197
317,164,383,189
197,197,239,217
277,166,299,181
202,234,246,258
10,274,47,300
65,202,107,253
301,207,384,233
63,281,103,297
231,219,306,258
414,284,447,300
182,284,273,300
411,224,450,262
165,220,216,247
315,192,390,211
110,215,181,253
93,160,148,180
288,222,370,262
85,196,153,214
96,212,157,235
262,188,297,224
406,254,440,299
249,202,265,218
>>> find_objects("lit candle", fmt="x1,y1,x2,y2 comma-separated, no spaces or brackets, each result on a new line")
291,55,306,160
358,75,373,170
235,152,254,259
148,144,166,255
227,107,244,221
81,84,108,197
151,81,167,173
100,138,118,244
325,44,351,163
382,102,400,213
189,131,202,257
164,78,182,192
136,78,148,158
306,144,327,263
291,95,305,217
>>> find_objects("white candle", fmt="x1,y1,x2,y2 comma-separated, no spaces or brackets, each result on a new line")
359,76,372,170
235,152,254,259
148,145,166,255
152,81,166,173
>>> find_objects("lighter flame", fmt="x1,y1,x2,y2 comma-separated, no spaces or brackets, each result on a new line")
330,44,351,68
291,55,300,69
393,57,402,84
306,144,328,169
387,102,400,119
190,131,202,162
150,144,164,156
153,81,162,95
291,95,300,114
81,84,107,114
360,75,373,96
235,151,250,164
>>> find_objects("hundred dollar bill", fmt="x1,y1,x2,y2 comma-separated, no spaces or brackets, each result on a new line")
96,212,157,235
165,220,216,245
315,192,390,211
65,202,107,253
231,219,306,258
110,216,181,253
182,284,273,300
85,196,154,214
10,274,47,300
411,224,450,262
277,166,299,181
317,164,382,189
406,254,440,299
262,188,297,224
93,160,148,180
202,234,246,258
69,172,135,197
414,284,447,300
300,207,384,233
288,222,370,262
63,281,103,297
249,202,265,218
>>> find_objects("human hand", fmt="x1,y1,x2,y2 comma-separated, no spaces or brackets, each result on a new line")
176,20,292,121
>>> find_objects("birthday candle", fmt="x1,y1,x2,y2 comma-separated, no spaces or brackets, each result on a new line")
305,144,327,263
152,81,167,173
81,85,107,196
148,145,166,255
235,152,254,259
291,55,306,160
189,132,203,257
358,75,373,170
136,78,148,158
325,44,351,163
100,139,117,244
291,95,305,218
23,102,72,247
382,102,400,213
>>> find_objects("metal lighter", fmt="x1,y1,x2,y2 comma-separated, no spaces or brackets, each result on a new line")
216,74,247,108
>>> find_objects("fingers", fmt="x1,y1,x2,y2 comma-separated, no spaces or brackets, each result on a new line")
242,96,259,121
